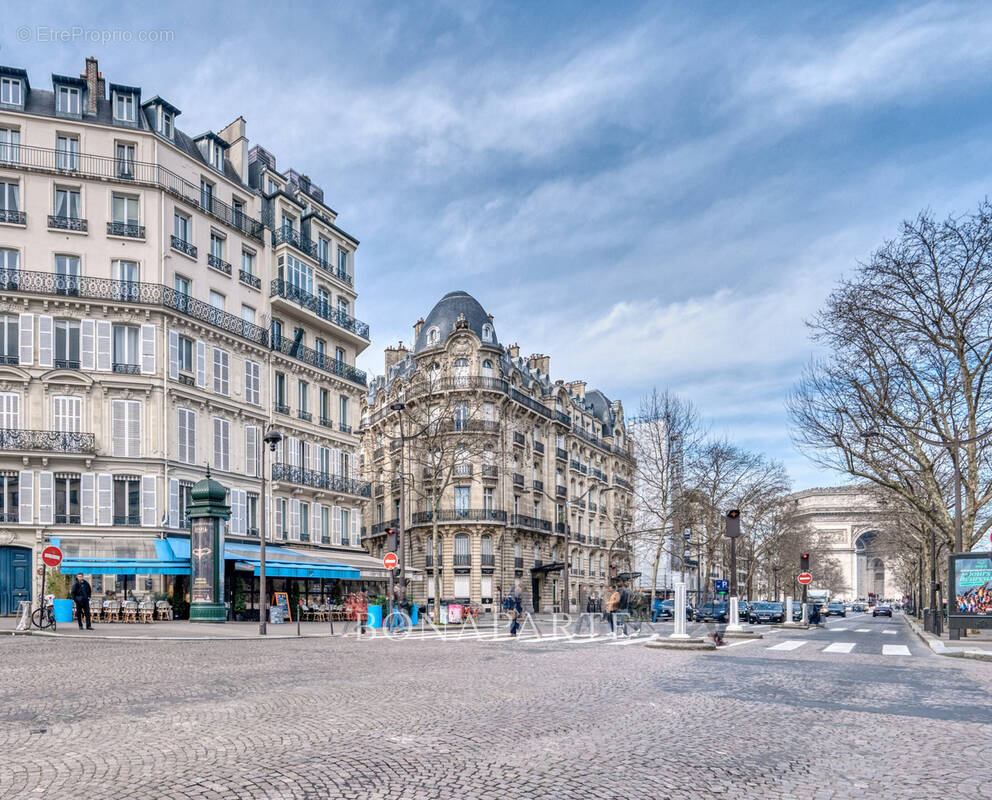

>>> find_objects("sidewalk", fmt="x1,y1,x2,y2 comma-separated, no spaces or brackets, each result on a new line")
903,614,992,662
1,617,350,640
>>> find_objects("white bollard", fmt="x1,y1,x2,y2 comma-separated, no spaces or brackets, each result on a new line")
801,601,809,626
670,582,689,639
786,596,794,625
727,596,743,632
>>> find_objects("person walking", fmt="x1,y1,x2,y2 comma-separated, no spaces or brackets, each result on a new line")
606,585,620,633
71,573,93,630
509,582,523,637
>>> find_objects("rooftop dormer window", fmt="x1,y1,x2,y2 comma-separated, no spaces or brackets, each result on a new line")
160,109,173,138
114,92,135,122
0,77,21,106
57,85,80,115
426,327,440,347
211,143,224,171
482,323,494,343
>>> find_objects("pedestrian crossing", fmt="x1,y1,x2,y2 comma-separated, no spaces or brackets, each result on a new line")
764,639,915,656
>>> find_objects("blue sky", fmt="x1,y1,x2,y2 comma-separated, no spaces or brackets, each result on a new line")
6,1,992,490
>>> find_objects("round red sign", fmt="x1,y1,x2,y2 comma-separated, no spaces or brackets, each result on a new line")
383,552,398,569
42,546,63,568
797,572,812,585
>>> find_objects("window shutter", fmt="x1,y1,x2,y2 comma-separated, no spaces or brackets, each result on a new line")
81,472,96,526
141,324,156,375
80,319,95,371
169,477,179,528
313,502,322,543
196,340,206,388
18,313,33,366
287,437,299,468
273,498,282,540
97,473,113,526
141,475,156,527
245,360,260,405
168,330,179,380
111,400,126,457
245,426,259,477
127,400,141,457
303,442,311,471
38,315,53,368
96,320,111,371
290,498,300,541
0,393,19,429
350,509,359,546
333,449,342,476
38,471,53,525
234,489,247,535
18,470,33,524
332,505,342,545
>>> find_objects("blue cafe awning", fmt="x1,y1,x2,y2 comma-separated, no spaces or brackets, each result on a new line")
168,538,360,581
54,537,191,576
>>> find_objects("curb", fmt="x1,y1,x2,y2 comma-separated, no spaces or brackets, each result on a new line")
644,636,716,651
902,614,992,663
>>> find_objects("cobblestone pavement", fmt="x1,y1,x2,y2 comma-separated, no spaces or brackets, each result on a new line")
1,613,990,800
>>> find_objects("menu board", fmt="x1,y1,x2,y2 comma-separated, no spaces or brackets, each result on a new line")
273,591,292,622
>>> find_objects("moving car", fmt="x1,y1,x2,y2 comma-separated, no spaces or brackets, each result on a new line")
747,601,785,624
872,604,893,617
825,602,847,617
693,601,729,622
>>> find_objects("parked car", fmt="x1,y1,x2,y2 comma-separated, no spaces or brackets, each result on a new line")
747,601,785,624
736,601,750,621
873,604,893,617
825,602,847,617
790,601,805,621
693,601,729,622
653,599,693,622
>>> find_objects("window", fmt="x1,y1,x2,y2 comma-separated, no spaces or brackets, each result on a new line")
112,194,139,225
278,253,313,294
173,211,191,243
213,417,230,472
55,476,80,524
483,487,494,511
56,135,79,170
335,347,345,364
0,180,20,213
110,400,141,457
174,274,191,297
339,396,349,427
112,324,139,369
241,305,255,325
337,247,349,275
54,255,80,296
454,487,470,516
453,402,468,431
278,498,288,539
245,426,259,477
245,360,260,405
212,348,229,395
454,358,469,388
298,380,309,413
271,320,283,347
200,180,214,212
482,323,494,343
318,237,330,265
482,359,494,378
0,475,18,519
56,86,81,115
232,198,245,225
315,339,326,362
114,92,135,122
176,335,193,373
454,574,470,601
241,249,255,276
319,389,330,423
115,143,135,179
0,127,20,163
0,78,22,106
52,396,81,432
177,408,196,463
209,291,225,311
113,477,141,525
53,187,81,220
0,318,17,363
211,144,224,171
113,260,139,288
275,373,286,407
210,233,225,262
340,508,351,546
337,297,350,318
54,320,80,368
159,109,173,138
321,506,330,544
425,326,440,346
298,502,310,542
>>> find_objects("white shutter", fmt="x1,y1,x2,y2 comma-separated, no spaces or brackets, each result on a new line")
169,477,180,528
18,470,33,525
350,509,359,546
235,489,247,535
0,393,19,429
141,475,156,527
311,502,320,544
195,340,206,388
18,313,33,366
287,437,299,468
127,400,141,457
38,315,53,368
333,449,342,477
168,330,179,380
141,324,156,375
290,498,300,541
81,473,96,526
38,471,54,525
245,360,260,405
111,400,126,457
81,319,96,371
97,473,113,526
332,505,342,545
245,426,259,477
303,442,311,471
274,498,283,540
96,320,112,371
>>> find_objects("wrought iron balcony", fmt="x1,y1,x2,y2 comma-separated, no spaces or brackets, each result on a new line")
514,557,524,568
275,402,290,415
270,279,371,340
112,362,140,374
513,432,525,446
208,254,232,275
591,468,608,483
533,441,545,454
453,464,473,478
239,269,261,290
107,221,145,238
171,235,198,258
442,419,500,434
481,465,498,479
509,387,552,419
48,215,87,232
369,519,398,536
339,423,352,434
573,499,586,509
54,358,81,370
613,476,633,491
374,483,385,497
556,447,568,461
569,460,588,475
320,416,333,428
373,447,384,460
411,509,507,524
555,522,566,534
272,226,319,260
512,473,524,486
556,485,567,497
270,331,367,386
533,480,544,492
54,514,81,525
113,514,141,526
298,410,312,422
0,428,96,453
511,514,552,532
453,553,471,566
481,553,495,567
589,501,598,512
554,411,572,426
271,462,371,497
0,209,25,224
0,511,18,523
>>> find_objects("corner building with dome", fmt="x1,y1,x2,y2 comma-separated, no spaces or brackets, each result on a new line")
362,291,636,614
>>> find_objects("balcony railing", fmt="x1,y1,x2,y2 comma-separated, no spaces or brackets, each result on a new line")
570,460,588,475
274,402,290,415
373,447,384,460
54,358,81,370
573,499,586,509
0,209,25,225
48,215,87,232
54,514,81,525
556,447,568,461
453,553,471,566
453,464,473,478
0,511,21,523
411,509,507,524
239,269,261,290
481,465,498,479
320,416,333,428
514,557,524,568
8,143,264,240
513,432,525,446
208,254,232,275
556,485,567,497
0,428,96,453
533,480,544,492
511,514,552,532
481,553,495,567
533,441,545,454
171,235,198,258
512,473,524,486
270,332,367,386
107,221,145,238
554,411,572,426
271,463,371,497
613,476,633,491
270,279,370,340
113,514,141,526
112,362,140,374
298,410,312,422
442,419,501,434
272,226,319,260
589,501,598,512
591,468,608,482
555,522,566,534
339,423,352,434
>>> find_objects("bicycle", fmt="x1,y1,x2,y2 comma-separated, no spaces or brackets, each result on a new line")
31,595,57,631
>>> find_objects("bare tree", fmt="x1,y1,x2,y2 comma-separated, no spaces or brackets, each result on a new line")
790,202,992,553
761,501,849,598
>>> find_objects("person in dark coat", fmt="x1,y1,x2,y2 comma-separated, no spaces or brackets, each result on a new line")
71,573,93,630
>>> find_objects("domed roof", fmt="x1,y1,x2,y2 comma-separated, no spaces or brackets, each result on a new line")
414,290,498,353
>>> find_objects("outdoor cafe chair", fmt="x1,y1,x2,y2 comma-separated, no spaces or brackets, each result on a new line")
155,601,172,621
104,600,121,622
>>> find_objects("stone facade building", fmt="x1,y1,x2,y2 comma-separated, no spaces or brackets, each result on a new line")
361,291,636,614
0,58,375,616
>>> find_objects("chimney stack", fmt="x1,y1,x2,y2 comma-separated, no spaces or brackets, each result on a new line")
82,57,103,115
413,317,425,342
384,343,408,373
507,343,520,359
528,354,550,376
565,380,586,400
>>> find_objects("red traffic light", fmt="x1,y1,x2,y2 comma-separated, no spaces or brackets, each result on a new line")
801,553,809,559
727,509,740,518
385,527,395,536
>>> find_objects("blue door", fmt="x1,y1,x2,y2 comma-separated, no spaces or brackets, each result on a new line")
0,546,32,615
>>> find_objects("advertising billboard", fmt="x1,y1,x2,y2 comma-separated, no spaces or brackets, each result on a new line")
949,552,992,630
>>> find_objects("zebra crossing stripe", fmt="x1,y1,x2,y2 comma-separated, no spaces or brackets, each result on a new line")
823,642,856,653
768,640,805,651
855,628,870,633
882,644,911,656
882,630,898,634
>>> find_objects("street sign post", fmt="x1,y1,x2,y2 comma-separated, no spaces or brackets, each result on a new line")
42,546,63,568
383,552,398,570
797,572,812,585
715,579,729,595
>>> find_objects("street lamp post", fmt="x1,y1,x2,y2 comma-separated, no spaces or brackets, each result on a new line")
258,428,283,635
389,402,408,615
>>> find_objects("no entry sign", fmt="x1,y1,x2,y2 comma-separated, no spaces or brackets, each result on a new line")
41,546,63,568
797,572,812,585
383,552,398,569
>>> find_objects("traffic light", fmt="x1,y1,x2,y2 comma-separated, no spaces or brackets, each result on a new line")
801,553,809,571
725,509,741,538
385,527,397,552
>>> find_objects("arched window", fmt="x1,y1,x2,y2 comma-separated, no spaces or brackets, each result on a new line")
426,326,440,346
454,358,469,387
482,323,494,343
454,533,471,566
481,359,494,378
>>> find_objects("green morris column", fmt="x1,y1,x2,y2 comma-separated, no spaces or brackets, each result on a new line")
187,468,230,623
